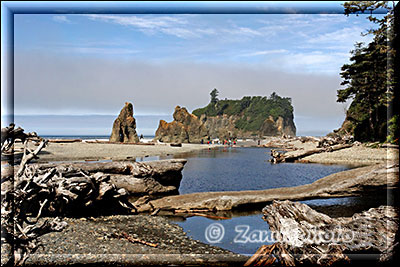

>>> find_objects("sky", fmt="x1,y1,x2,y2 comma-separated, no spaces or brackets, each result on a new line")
8,5,381,136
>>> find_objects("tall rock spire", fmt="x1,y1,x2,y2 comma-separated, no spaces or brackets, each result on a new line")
110,102,139,143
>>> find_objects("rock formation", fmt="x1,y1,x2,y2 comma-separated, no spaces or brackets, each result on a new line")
154,92,297,143
110,102,139,143
154,106,209,143
155,109,296,144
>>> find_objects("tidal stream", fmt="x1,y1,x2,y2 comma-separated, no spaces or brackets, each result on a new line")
166,147,392,255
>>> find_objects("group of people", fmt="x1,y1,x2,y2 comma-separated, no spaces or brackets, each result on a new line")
200,138,237,146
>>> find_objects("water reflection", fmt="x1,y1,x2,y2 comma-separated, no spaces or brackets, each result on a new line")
172,191,393,255
176,147,351,194
166,147,391,255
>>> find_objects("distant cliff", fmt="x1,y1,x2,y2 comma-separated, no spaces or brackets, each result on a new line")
154,91,296,143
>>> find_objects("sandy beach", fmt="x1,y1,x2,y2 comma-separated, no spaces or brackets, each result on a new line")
21,138,397,166
4,139,398,266
261,137,398,166
14,142,219,163
301,145,398,165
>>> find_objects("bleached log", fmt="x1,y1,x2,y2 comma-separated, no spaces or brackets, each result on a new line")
138,162,398,212
258,200,398,265
270,144,352,163
2,138,68,266
17,139,48,177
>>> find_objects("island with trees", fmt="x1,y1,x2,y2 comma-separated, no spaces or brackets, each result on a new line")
154,90,296,144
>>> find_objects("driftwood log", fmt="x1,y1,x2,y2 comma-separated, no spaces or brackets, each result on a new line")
247,200,398,266
1,124,40,154
1,139,69,266
317,135,353,148
2,159,187,217
133,162,398,213
1,136,187,265
244,243,295,266
270,144,352,163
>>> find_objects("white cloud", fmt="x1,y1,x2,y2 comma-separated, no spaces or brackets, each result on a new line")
238,49,288,57
230,26,262,37
86,14,186,29
53,15,71,23
270,51,350,74
84,15,266,40
72,47,140,55
85,14,201,38
308,27,364,45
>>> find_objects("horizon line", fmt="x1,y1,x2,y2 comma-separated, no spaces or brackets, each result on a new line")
6,113,172,116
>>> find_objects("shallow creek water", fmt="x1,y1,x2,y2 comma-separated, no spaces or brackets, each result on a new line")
162,147,392,255
36,145,391,256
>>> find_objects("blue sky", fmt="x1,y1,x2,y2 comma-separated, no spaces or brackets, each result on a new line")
14,13,373,72
9,7,382,135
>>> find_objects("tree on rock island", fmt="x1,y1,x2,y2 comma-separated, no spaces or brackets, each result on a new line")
210,88,219,105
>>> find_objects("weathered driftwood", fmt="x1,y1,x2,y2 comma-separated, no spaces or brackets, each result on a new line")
317,135,353,148
380,143,399,149
252,200,399,266
244,243,295,266
2,159,187,216
1,124,40,154
270,143,352,163
48,139,82,143
170,143,182,147
133,162,398,212
17,139,48,177
1,137,187,265
1,139,69,266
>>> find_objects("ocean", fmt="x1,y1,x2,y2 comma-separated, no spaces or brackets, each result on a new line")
5,114,338,137
12,114,172,137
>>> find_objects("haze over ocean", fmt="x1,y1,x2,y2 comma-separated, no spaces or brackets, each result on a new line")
1,9,384,135
9,114,339,137
12,115,171,137
5,12,381,137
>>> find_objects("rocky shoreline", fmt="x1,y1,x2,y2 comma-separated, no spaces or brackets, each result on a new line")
3,136,399,266
26,215,248,266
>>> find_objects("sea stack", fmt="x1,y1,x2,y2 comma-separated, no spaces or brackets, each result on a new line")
110,102,139,143
154,106,209,143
